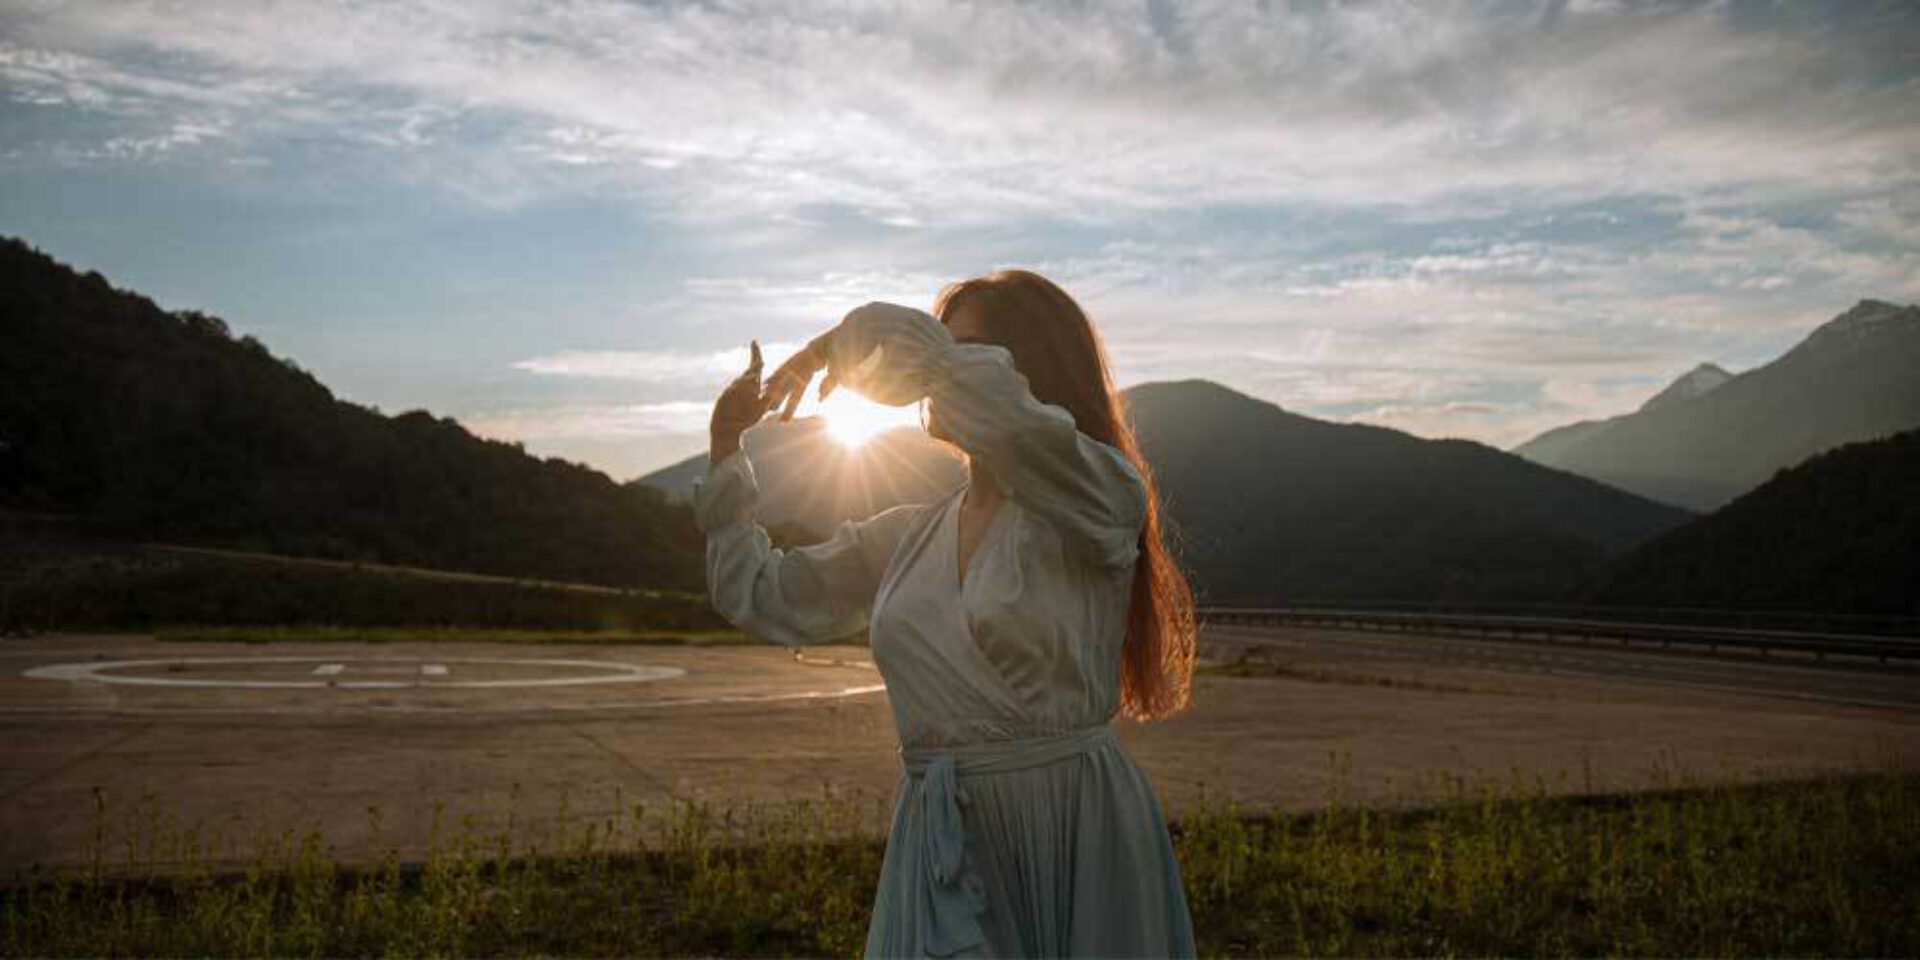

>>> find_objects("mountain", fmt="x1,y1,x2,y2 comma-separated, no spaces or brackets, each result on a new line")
1512,300,1920,510
1638,362,1733,413
635,419,967,537
0,237,704,591
1508,363,1732,480
1589,428,1920,616
1124,380,1693,604
647,377,1693,604
634,455,711,505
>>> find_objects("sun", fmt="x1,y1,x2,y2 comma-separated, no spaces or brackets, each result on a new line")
819,390,922,448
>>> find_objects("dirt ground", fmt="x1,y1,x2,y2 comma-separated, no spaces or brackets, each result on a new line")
2,629,1914,881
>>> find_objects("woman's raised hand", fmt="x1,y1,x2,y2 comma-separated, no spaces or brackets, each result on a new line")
759,329,840,423
709,339,775,462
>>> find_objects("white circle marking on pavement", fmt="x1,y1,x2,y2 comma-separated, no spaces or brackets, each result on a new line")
23,657,686,690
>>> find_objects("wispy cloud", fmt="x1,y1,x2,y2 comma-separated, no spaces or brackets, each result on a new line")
511,341,808,381
10,1,1915,219
464,400,713,442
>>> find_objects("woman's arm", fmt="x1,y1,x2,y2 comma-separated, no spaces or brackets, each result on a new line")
825,302,1149,570
694,446,923,646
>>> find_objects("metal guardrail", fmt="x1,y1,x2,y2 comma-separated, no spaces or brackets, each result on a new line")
1198,606,1920,667
1198,597,1920,637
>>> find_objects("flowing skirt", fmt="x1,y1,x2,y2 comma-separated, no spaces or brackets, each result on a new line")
862,725,1197,959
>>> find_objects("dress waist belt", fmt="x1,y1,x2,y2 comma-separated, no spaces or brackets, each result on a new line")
898,723,1118,957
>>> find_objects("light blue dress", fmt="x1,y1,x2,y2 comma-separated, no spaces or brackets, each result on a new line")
694,302,1197,959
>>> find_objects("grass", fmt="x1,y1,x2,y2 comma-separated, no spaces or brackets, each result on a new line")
154,625,760,647
5,762,1915,957
1181,767,1918,956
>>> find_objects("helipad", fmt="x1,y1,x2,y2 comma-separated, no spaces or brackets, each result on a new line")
0,637,891,719
24,656,685,690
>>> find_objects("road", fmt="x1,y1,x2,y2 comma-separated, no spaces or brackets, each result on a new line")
1203,622,1920,711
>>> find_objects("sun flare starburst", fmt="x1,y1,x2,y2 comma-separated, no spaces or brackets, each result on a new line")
819,390,922,448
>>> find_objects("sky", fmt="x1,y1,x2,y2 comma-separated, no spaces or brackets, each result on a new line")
3,0,1916,481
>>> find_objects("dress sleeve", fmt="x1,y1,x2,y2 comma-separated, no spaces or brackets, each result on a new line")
692,447,923,646
826,301,1149,570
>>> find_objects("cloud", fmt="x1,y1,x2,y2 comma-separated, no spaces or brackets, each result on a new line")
641,270,958,327
511,340,809,382
463,400,711,441
6,1,1915,222
94,118,229,158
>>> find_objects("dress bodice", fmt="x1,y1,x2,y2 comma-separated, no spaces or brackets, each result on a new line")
865,484,1136,748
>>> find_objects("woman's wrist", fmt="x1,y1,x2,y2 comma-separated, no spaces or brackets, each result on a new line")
710,433,742,464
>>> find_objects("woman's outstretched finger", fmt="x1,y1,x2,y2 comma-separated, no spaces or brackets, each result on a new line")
757,367,790,406
780,371,808,421
735,345,761,386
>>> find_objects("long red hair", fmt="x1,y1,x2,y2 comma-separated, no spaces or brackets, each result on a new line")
930,270,1197,722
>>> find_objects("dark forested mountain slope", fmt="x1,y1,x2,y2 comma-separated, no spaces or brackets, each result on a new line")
1121,380,1694,604
645,376,1693,604
0,237,703,590
1589,428,1920,616
1512,300,1920,511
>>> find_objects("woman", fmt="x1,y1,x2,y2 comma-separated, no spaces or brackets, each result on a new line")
693,269,1199,958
